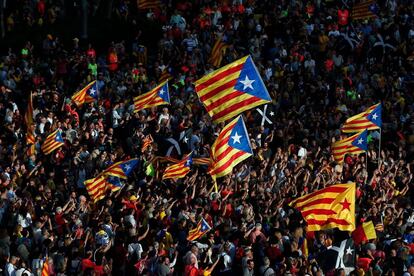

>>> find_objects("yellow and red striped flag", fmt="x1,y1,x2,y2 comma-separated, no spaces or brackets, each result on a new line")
332,130,367,164
209,115,252,178
100,159,139,179
290,183,356,232
209,38,228,68
137,0,161,10
41,129,64,155
141,135,154,153
341,103,382,133
85,176,107,203
41,257,50,276
71,81,98,106
24,91,34,127
195,55,271,123
352,0,378,20
134,81,170,112
26,131,36,156
352,221,377,245
159,68,172,83
163,153,193,180
187,219,211,241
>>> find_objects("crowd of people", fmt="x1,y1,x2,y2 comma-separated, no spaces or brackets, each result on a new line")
1,0,414,275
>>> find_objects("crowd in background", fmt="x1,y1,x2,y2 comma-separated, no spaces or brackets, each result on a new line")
0,0,414,275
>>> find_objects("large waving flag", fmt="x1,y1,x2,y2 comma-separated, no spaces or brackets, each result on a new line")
209,38,228,68
134,81,170,112
102,158,139,179
332,130,368,164
195,55,271,123
341,103,381,133
41,130,64,155
209,115,252,178
85,176,107,203
72,81,98,106
162,153,193,180
290,183,356,231
187,218,212,241
24,91,34,127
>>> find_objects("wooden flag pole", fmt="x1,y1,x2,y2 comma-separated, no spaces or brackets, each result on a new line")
378,128,382,169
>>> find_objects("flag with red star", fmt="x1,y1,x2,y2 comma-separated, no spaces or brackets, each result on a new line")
290,183,356,232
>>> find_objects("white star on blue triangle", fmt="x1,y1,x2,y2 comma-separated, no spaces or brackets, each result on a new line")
55,131,64,143
200,219,211,232
87,83,99,99
351,129,368,150
233,56,271,101
120,159,139,176
228,116,253,154
157,82,170,103
366,104,382,127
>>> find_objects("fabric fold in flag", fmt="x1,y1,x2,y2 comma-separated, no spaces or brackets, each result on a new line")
187,218,211,241
352,221,377,245
290,183,356,232
85,176,107,203
71,80,99,106
24,91,34,127
41,129,64,155
163,152,193,180
195,55,271,123
209,115,252,178
332,129,368,164
209,38,228,68
341,103,381,133
134,81,170,112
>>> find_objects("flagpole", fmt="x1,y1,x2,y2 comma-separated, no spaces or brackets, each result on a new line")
378,128,381,169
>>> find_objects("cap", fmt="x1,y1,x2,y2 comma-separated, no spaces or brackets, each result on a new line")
129,195,137,201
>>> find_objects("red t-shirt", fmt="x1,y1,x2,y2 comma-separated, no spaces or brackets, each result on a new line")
82,259,95,271
185,265,199,276
338,9,349,26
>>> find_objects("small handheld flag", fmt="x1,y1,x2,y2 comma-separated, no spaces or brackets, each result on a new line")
134,81,170,112
71,81,99,106
187,218,211,241
41,130,64,155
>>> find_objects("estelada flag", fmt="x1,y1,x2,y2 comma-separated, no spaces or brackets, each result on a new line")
41,129,64,155
352,221,377,245
195,55,271,123
332,130,367,164
290,183,356,232
162,153,192,180
71,81,99,106
134,81,170,112
209,115,252,178
341,103,381,133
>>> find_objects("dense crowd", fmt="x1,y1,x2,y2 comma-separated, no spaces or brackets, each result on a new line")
1,0,414,275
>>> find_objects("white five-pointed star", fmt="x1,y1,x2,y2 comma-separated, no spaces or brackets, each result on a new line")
270,111,275,116
231,132,242,144
240,75,255,90
357,138,364,144
89,88,96,95
183,137,189,143
186,160,191,166
346,247,354,255
159,89,165,95
372,113,378,120
124,164,131,171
